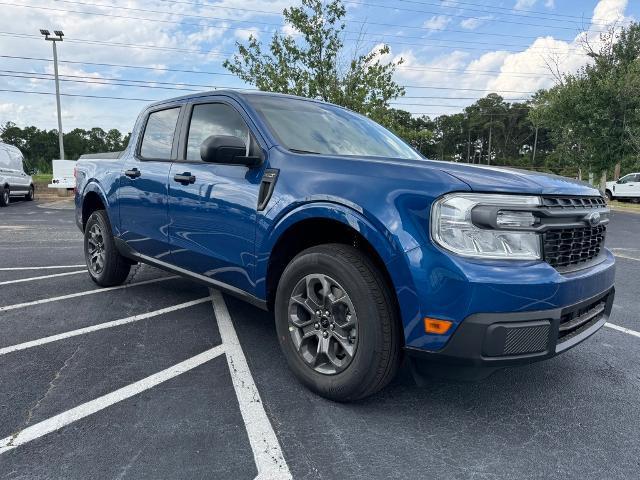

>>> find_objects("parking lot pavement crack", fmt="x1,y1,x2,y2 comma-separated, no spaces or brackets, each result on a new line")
124,264,143,286
7,346,81,447
115,448,144,480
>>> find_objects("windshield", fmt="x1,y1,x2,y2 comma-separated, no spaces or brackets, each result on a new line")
247,95,422,160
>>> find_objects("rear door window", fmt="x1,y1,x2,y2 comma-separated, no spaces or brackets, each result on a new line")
139,107,181,160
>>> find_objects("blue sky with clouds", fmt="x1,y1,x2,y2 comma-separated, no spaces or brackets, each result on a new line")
0,0,637,132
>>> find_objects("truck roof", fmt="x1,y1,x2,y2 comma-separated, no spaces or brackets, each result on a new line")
146,89,334,109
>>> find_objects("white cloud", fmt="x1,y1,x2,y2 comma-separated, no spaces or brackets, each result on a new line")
234,26,261,42
544,0,556,9
592,0,628,23
390,0,632,118
281,23,299,38
423,15,451,31
514,0,537,10
460,16,492,30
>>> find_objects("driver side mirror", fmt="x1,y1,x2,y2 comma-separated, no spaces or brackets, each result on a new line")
616,179,623,184
200,135,261,167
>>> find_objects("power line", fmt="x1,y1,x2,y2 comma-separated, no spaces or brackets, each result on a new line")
0,49,558,80
0,88,154,101
0,30,587,74
0,68,541,94
134,0,586,25
121,0,615,29
0,54,237,77
352,0,613,24
0,89,536,117
47,0,606,34
368,0,604,19
4,3,587,57
0,72,203,92
1,71,536,103
10,1,591,53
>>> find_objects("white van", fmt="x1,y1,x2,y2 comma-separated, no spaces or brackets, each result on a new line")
0,142,34,207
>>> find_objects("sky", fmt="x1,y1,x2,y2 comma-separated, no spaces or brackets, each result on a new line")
0,0,637,133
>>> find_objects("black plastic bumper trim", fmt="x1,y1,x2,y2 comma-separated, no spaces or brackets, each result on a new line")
405,286,615,369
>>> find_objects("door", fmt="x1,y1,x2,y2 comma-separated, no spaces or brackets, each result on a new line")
0,148,24,194
615,174,638,197
9,150,29,193
118,106,181,259
627,174,640,198
167,101,264,294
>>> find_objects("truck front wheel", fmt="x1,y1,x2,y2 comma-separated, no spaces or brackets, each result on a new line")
605,190,613,201
274,244,401,402
84,210,131,287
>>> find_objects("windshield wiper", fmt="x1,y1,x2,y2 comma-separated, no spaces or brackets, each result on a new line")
289,148,321,155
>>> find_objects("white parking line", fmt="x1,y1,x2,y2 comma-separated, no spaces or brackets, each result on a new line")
0,270,85,286
210,289,292,480
0,297,212,356
0,276,179,313
613,253,640,262
605,322,640,339
0,265,85,271
0,345,226,454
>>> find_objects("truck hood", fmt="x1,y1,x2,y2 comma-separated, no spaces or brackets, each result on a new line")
430,162,601,196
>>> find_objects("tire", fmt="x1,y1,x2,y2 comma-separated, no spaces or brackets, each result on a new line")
0,187,9,207
274,244,401,402
605,190,613,202
84,210,131,287
25,185,34,201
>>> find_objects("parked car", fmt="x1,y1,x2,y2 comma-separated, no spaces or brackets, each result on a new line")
75,91,615,401
48,159,76,191
0,142,34,206
605,173,640,202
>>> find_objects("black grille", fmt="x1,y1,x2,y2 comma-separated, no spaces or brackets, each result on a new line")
543,225,606,268
541,196,606,209
541,196,607,269
558,296,608,342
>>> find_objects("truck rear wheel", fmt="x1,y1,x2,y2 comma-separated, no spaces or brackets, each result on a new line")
84,210,131,287
0,187,9,207
274,244,401,402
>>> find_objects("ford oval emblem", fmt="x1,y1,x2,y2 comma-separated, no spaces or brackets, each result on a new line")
585,212,601,226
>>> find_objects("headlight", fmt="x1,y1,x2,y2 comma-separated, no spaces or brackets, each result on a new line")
431,193,542,260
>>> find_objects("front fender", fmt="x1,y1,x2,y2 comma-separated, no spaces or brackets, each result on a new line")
255,201,421,338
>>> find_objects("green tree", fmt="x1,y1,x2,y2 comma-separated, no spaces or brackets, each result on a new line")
223,0,405,124
1,122,130,173
531,22,640,177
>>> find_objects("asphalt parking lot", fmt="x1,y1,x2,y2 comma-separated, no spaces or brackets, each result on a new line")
1,198,639,480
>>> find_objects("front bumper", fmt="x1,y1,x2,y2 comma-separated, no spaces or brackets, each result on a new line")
406,286,614,370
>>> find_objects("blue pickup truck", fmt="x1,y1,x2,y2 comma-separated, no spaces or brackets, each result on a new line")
75,90,615,401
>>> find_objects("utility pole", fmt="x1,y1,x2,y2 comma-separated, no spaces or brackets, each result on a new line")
487,119,493,165
532,125,539,165
40,29,65,160
466,119,471,163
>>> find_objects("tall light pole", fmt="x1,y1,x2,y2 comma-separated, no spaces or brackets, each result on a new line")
40,29,65,160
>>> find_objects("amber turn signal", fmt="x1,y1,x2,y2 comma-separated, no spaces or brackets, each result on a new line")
423,318,453,335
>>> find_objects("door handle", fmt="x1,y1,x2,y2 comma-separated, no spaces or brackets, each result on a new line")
173,172,196,185
124,168,141,179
